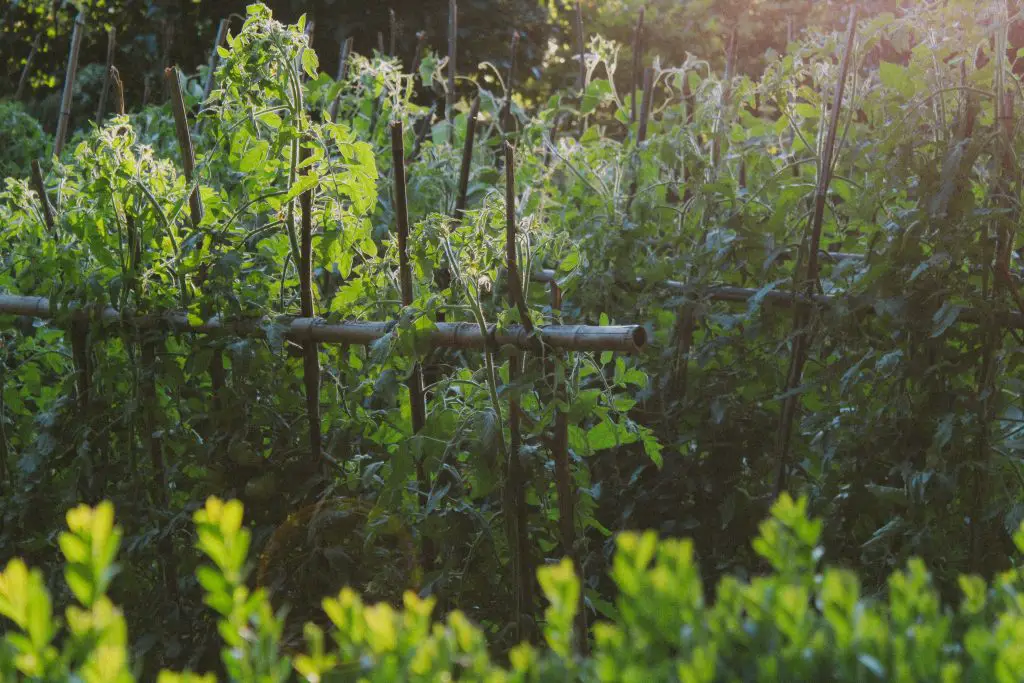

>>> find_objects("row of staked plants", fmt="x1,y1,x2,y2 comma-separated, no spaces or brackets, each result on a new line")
2,0,1024,676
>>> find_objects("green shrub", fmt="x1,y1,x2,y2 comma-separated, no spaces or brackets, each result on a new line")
0,100,51,180
2,494,1024,681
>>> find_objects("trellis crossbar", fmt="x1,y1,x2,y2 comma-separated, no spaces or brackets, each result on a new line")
0,293,647,354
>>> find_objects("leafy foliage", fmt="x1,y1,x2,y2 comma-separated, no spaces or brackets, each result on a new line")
0,99,50,178
5,496,1024,681
3,0,1024,676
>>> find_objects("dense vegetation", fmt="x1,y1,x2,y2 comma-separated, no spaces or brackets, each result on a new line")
3,0,1024,679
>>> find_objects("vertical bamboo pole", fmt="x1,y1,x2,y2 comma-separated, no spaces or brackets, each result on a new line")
454,97,481,220
548,277,587,651
193,18,229,136
774,8,856,497
95,28,117,122
329,37,354,123
788,19,800,179
165,67,227,418
447,0,458,137
126,204,178,600
30,161,55,236
16,33,42,101
164,68,203,228
504,142,533,641
299,142,322,465
637,66,654,143
110,66,125,117
54,10,86,158
391,122,433,567
712,28,737,170
389,8,398,57
502,31,520,135
410,30,428,79
575,1,586,93
630,8,645,126
626,67,654,214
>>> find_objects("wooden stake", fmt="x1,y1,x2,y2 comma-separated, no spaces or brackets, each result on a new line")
504,142,534,641
575,1,586,93
110,66,125,116
454,97,481,220
391,121,432,568
54,10,87,158
626,66,654,214
447,0,458,130
30,160,55,237
299,142,322,465
504,143,533,334
16,33,42,101
389,8,398,57
774,8,857,497
630,8,645,126
164,68,203,228
502,31,520,134
194,18,229,135
95,28,117,122
329,36,354,123
410,30,427,79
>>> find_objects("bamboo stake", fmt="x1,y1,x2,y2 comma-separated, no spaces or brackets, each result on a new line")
505,144,533,333
391,121,433,568
575,1,586,93
127,203,178,602
299,143,322,465
329,37,354,123
110,66,125,116
164,68,203,228
774,8,857,498
712,27,737,170
410,101,437,163
166,66,227,426
626,67,654,214
389,8,398,58
549,278,587,651
447,0,458,136
787,18,800,178
630,8,645,126
16,33,42,101
502,31,520,135
193,18,229,136
95,28,117,122
30,161,55,236
54,10,86,158
410,30,427,79
454,96,481,220
504,142,533,641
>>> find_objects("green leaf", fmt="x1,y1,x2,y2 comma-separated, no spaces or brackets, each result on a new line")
238,140,269,172
587,419,618,451
931,302,961,338
283,172,320,203
302,48,319,80
581,79,612,114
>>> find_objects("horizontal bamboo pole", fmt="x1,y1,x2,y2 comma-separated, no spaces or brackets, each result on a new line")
0,294,647,353
528,274,1024,330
